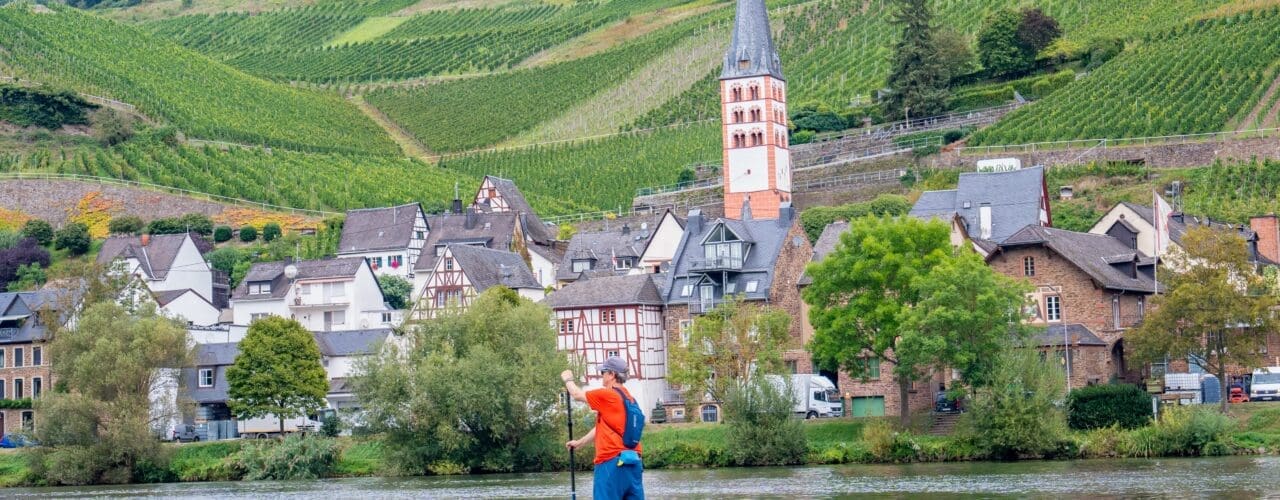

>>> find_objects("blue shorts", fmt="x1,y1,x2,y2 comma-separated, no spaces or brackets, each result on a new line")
593,454,644,500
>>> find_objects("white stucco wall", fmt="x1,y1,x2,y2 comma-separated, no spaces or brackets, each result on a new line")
635,212,684,274
161,291,221,326
529,250,557,289
151,237,214,300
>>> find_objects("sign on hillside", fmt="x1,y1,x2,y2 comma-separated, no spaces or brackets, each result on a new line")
976,158,1022,172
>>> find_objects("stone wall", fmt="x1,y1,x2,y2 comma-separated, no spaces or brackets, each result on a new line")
934,135,1280,170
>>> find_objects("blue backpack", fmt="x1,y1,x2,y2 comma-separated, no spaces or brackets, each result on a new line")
610,387,645,449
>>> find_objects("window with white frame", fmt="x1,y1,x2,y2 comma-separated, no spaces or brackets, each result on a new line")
726,282,737,294
572,260,592,273
248,281,272,295
390,255,403,268
681,284,694,297
607,350,620,359
679,320,691,346
369,257,383,270
744,280,759,293
250,313,271,322
198,368,214,388
1046,296,1062,322
1024,256,1035,277
325,282,346,297
300,283,312,295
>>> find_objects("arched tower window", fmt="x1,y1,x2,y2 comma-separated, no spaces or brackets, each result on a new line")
731,86,743,102
749,85,760,100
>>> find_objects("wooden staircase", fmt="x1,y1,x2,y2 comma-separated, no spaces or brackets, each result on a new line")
930,412,962,435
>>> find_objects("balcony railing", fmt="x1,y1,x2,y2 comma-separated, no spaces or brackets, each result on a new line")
291,295,351,308
0,328,17,339
690,257,744,272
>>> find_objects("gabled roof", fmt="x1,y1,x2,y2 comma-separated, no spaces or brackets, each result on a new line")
414,211,519,271
475,176,553,244
313,329,391,357
153,288,212,308
557,227,653,282
447,245,541,292
0,288,75,344
1119,201,1259,245
194,342,239,366
999,225,1158,293
909,166,1046,243
231,257,367,300
722,0,784,81
97,233,208,280
664,209,801,303
799,221,848,286
545,273,664,309
1035,324,1108,347
337,203,424,255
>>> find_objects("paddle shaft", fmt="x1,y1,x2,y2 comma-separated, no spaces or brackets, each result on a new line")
566,391,577,500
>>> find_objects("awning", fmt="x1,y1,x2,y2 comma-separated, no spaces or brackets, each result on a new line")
0,314,29,322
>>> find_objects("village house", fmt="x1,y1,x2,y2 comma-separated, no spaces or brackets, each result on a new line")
0,289,73,436
412,244,543,318
230,257,392,332
558,210,685,285
186,342,238,440
97,232,227,324
336,203,429,279
313,328,392,421
1090,201,1277,267
412,201,560,292
547,274,667,420
910,166,1051,251
988,225,1158,388
471,176,562,287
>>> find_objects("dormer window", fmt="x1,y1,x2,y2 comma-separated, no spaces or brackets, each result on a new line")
615,258,633,270
702,225,747,269
572,259,592,273
248,281,272,295
738,59,749,70
745,280,759,293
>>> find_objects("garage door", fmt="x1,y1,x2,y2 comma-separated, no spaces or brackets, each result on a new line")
851,396,886,417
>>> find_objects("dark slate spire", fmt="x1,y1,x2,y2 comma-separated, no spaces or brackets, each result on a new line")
721,0,784,81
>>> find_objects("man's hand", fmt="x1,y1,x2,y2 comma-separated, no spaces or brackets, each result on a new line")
560,369,575,383
565,439,580,450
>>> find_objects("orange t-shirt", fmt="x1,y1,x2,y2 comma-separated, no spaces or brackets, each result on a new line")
585,386,643,465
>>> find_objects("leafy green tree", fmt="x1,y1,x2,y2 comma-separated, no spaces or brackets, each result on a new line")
353,287,566,474
54,222,91,256
144,217,183,235
7,262,46,292
21,219,53,246
978,10,1029,77
934,28,975,81
883,0,949,120
226,317,329,435
213,225,234,243
799,193,912,241
898,250,1033,392
668,297,793,410
676,167,697,185
262,222,282,242
178,213,214,236
1016,8,1062,56
239,226,258,243
231,260,253,289
1130,227,1277,413
961,348,1068,459
377,274,413,310
107,216,143,235
34,300,192,485
206,247,245,277
91,108,133,147
803,216,950,426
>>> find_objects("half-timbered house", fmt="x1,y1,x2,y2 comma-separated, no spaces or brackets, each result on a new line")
337,203,429,278
547,273,667,419
413,244,543,318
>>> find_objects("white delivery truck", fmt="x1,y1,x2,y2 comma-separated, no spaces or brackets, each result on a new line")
1250,367,1280,402
766,374,843,419
237,409,335,439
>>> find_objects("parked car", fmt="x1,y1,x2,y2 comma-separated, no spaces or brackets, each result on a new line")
169,424,200,443
1230,385,1250,404
0,434,35,448
935,391,964,413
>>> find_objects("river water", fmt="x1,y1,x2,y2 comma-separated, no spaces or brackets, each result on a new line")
8,456,1280,498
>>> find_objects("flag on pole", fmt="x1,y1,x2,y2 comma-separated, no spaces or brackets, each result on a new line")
1154,191,1174,257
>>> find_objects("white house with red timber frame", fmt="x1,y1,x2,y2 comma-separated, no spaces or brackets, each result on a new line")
412,244,543,319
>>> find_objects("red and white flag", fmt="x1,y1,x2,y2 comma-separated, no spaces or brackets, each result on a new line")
1154,191,1174,257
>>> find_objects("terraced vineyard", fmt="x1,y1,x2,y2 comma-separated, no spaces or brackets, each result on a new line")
0,4,398,155
970,8,1280,145
1182,158,1280,222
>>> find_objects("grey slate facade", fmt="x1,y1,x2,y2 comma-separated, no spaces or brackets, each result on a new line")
721,0,783,81
910,166,1050,243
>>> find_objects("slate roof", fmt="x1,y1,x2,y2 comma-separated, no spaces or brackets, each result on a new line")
188,342,239,403
999,225,1158,293
557,227,653,282
475,176,554,245
722,0,784,80
414,211,518,271
1117,202,1269,263
0,288,74,345
448,245,542,291
337,203,424,255
664,208,802,304
799,221,848,286
909,166,1046,243
153,288,210,307
231,257,367,300
97,233,208,280
1035,324,1108,347
545,273,664,309
313,329,390,357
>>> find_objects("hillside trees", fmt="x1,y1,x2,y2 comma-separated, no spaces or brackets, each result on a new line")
377,275,413,310
226,317,329,435
977,8,1061,77
882,0,950,120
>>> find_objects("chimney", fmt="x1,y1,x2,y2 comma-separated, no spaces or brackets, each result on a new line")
621,224,631,235
140,234,150,246
687,208,704,233
979,203,993,240
1251,214,1280,264
779,202,795,222
465,207,479,230
452,197,463,214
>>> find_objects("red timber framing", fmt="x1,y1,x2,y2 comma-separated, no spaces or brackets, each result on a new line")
415,247,474,319
474,177,511,212
554,304,665,383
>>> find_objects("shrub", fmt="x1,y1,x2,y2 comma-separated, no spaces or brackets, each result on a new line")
206,247,245,278
1067,384,1152,430
862,420,921,462
0,230,20,251
262,222,282,242
721,377,807,466
321,415,342,438
91,108,134,147
53,222,91,256
107,216,144,235
961,349,1068,459
1132,406,1233,457
213,225,233,243
0,239,50,291
145,217,184,235
8,263,46,292
791,129,817,145
179,213,214,236
239,226,258,243
234,435,338,480
169,441,243,482
21,219,53,246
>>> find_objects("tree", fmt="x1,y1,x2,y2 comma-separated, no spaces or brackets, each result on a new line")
107,216,144,235
377,275,413,310
668,297,793,410
978,10,1029,77
239,226,258,243
144,217,183,235
1130,227,1277,413
934,28,975,81
803,216,951,426
206,247,246,277
1016,8,1062,56
226,317,329,435
34,300,192,485
213,225,234,243
178,213,214,236
54,222,91,256
91,108,134,147
353,287,567,474
882,0,950,120
962,348,1068,459
21,219,53,246
7,262,46,292
898,250,1033,391
262,223,282,242
0,238,50,292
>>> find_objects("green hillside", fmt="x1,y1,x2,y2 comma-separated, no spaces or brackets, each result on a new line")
0,3,398,155
971,8,1280,145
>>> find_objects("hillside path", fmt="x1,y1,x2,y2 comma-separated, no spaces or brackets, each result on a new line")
349,94,434,161
1236,69,1280,132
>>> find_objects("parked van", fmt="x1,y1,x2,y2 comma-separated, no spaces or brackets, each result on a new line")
1250,367,1280,401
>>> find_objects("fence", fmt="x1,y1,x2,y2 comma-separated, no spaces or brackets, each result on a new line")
959,128,1280,155
792,168,906,191
0,75,137,112
0,172,338,217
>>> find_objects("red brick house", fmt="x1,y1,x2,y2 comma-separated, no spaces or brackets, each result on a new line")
0,289,73,435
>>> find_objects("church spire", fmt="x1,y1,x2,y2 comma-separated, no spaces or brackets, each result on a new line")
721,0,783,81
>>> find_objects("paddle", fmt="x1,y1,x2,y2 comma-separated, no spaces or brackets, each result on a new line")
566,391,577,500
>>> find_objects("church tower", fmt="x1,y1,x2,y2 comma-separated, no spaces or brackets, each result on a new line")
720,0,790,220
